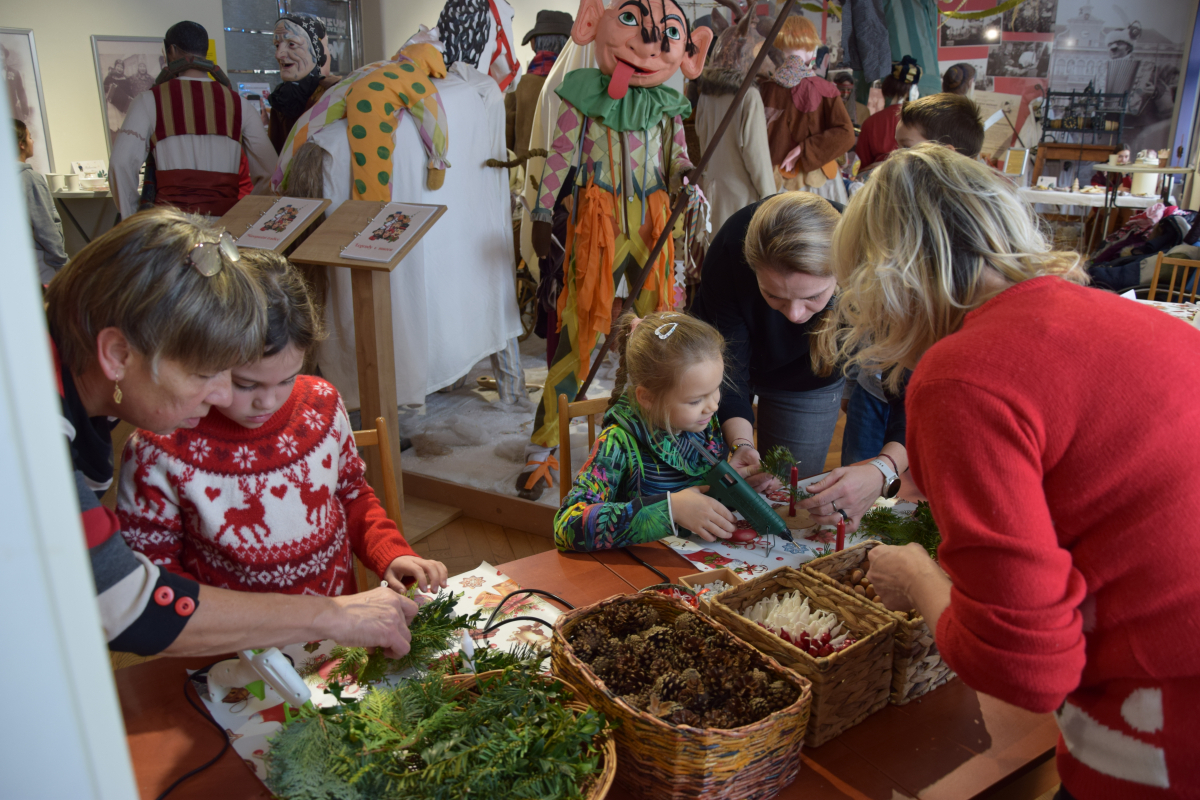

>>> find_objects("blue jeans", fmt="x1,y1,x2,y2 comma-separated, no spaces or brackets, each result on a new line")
841,381,891,466
754,380,845,479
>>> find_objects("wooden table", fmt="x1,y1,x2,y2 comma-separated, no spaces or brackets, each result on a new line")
116,545,1059,800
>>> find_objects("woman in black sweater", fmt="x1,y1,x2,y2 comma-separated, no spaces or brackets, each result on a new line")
693,192,907,529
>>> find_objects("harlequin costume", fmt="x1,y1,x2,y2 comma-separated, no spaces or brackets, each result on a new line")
116,375,415,595
554,394,727,551
528,69,693,449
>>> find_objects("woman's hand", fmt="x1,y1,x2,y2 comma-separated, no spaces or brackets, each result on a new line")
728,444,779,492
671,486,737,542
799,463,886,532
866,543,944,614
384,556,449,594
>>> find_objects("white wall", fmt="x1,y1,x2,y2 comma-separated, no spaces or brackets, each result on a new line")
5,0,227,166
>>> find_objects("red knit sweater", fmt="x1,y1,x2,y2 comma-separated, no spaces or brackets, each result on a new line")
908,277,1200,798
117,375,414,595
854,104,900,172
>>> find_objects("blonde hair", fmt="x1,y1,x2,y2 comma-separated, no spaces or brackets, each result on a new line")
743,191,841,277
609,311,725,434
776,15,820,52
817,143,1087,391
239,250,326,358
46,208,268,376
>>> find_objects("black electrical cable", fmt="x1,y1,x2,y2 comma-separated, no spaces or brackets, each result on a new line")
154,663,231,800
482,589,574,630
620,546,670,585
479,615,556,636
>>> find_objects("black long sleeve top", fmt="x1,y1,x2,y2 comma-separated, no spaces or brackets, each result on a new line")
691,197,906,447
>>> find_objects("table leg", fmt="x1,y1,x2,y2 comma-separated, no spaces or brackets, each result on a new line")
55,199,91,244
351,269,405,510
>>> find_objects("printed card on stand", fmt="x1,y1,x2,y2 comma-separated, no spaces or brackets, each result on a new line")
235,197,327,249
340,202,437,262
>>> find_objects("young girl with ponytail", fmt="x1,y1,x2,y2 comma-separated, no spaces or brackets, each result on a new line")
554,311,775,552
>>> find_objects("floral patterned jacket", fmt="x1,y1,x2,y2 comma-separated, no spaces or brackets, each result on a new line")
554,395,727,552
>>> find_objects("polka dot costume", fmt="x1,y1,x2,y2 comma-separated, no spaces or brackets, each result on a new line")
344,44,450,201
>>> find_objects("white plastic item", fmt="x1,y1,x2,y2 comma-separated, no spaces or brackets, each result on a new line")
1131,170,1159,197
206,648,312,709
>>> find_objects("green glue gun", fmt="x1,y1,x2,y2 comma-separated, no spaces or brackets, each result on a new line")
687,440,793,543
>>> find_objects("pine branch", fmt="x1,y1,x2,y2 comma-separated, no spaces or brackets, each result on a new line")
760,445,797,484
858,501,941,559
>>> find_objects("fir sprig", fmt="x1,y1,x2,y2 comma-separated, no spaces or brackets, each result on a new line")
326,591,484,684
858,501,941,559
265,668,609,800
760,445,797,484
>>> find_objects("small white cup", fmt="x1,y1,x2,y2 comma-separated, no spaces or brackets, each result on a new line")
47,173,66,192
1107,154,1120,166
65,173,81,191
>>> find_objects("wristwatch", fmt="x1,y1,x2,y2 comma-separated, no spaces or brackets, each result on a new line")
870,458,902,499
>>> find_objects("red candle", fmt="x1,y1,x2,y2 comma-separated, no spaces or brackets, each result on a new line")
836,517,846,551
789,466,799,517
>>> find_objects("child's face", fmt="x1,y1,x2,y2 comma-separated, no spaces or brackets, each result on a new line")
642,357,723,433
220,343,305,428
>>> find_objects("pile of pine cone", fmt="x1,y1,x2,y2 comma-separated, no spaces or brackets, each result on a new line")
568,600,799,729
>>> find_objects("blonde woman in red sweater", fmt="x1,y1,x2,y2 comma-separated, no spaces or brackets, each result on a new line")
821,143,1200,799
118,250,447,596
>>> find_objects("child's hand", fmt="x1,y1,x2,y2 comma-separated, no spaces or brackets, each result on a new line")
735,463,780,493
384,556,449,594
671,486,736,542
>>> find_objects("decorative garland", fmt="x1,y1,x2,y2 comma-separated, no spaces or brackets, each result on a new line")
939,0,1029,21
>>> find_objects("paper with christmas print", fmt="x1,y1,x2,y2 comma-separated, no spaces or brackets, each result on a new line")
661,471,915,576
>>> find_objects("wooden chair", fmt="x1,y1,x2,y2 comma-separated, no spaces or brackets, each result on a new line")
1149,252,1200,303
352,415,403,591
557,394,611,503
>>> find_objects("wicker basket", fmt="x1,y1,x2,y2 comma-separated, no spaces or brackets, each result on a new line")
551,592,813,800
804,541,955,705
444,670,617,800
709,567,895,747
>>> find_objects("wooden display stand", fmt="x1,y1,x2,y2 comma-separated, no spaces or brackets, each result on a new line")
219,195,331,252
289,200,460,542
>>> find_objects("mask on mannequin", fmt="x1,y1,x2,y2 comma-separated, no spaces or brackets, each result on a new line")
273,16,328,82
571,0,712,99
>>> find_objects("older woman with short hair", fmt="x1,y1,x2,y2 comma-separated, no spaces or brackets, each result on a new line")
46,208,417,657
829,144,1200,799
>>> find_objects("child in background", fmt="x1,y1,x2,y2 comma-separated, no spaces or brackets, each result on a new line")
554,312,774,552
118,249,447,595
14,119,68,285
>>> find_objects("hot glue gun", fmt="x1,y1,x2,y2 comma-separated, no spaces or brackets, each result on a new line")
687,440,793,543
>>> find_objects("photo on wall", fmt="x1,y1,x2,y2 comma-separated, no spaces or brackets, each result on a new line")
1001,0,1058,34
987,41,1052,79
940,16,1000,48
90,35,165,155
1,28,54,174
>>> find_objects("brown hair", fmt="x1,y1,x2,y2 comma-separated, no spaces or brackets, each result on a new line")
941,62,975,94
45,207,268,376
900,93,985,159
816,143,1086,392
609,311,725,434
13,118,27,149
239,249,325,358
776,14,820,52
743,191,840,276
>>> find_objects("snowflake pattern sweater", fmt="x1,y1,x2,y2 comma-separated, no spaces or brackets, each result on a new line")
117,375,415,595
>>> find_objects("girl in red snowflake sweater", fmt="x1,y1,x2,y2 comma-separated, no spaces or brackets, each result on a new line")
117,251,447,596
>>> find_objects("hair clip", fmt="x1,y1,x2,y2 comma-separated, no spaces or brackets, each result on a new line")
655,322,678,339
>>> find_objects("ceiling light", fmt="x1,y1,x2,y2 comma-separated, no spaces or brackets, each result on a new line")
985,27,999,40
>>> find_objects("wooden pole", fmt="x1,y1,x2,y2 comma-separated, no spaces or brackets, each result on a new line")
574,0,800,399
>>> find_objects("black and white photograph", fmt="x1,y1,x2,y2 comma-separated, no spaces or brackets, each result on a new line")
90,35,165,155
987,41,1052,79
940,16,1001,48
1,28,54,174
1001,0,1058,34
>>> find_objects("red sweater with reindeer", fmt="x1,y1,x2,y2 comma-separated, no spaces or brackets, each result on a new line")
116,375,415,595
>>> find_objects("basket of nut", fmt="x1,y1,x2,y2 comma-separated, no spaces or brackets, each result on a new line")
709,567,895,747
804,540,955,705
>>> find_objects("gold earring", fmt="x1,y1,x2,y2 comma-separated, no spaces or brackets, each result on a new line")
113,381,123,404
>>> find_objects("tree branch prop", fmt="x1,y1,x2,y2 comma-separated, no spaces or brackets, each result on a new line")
574,0,800,400
485,149,549,168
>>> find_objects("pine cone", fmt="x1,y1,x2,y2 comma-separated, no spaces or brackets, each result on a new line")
767,680,797,710
701,708,737,729
590,656,615,679
668,707,701,727
748,696,772,722
620,688,650,710
673,613,704,638
642,625,672,646
652,671,686,701
645,655,674,676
